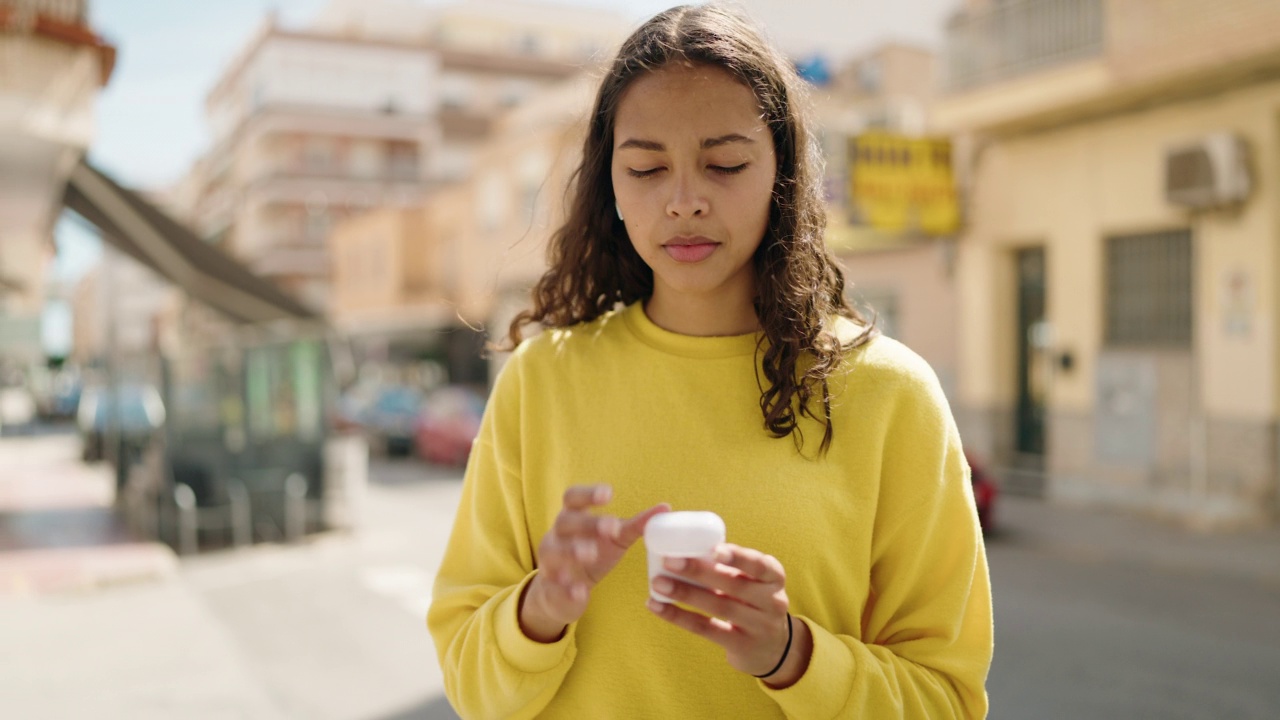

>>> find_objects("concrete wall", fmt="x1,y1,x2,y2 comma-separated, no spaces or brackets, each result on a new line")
839,241,959,400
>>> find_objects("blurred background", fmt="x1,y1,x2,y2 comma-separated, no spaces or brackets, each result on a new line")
1,0,1278,718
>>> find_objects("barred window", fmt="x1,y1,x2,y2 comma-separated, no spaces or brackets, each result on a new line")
1105,229,1192,347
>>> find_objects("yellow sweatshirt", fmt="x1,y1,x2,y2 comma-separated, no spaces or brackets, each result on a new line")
428,302,992,719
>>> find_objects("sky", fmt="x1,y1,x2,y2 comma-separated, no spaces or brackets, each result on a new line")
47,0,956,353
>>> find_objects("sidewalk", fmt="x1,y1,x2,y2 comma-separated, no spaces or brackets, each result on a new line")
0,433,286,719
0,578,286,720
994,494,1280,587
0,433,176,596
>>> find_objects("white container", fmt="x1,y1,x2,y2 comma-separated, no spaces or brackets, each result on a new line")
644,511,725,603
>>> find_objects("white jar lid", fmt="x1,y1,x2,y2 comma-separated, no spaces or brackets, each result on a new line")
644,511,725,556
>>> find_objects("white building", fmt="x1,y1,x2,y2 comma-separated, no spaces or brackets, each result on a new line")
181,0,629,314
0,0,114,370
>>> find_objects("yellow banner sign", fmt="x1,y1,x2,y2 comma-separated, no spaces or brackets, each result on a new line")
848,133,959,235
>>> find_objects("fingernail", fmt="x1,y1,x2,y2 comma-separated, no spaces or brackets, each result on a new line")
574,542,596,562
646,599,665,613
663,557,686,572
652,576,673,594
594,486,612,503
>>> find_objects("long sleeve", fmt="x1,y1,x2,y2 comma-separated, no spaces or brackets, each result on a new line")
763,359,993,719
426,357,578,719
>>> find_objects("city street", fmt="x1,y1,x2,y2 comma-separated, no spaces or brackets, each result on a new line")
2,432,1279,719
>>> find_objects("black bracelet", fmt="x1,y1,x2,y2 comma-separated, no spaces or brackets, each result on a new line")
753,612,794,679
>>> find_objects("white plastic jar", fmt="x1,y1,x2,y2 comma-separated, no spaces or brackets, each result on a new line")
644,511,726,603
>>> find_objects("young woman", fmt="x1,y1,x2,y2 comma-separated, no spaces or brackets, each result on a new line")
428,5,992,718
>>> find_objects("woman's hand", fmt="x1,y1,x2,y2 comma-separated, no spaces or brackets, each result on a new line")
646,543,812,688
519,484,669,642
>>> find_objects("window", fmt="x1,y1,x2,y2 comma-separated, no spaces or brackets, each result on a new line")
848,286,899,339
246,341,323,442
1105,229,1192,347
305,210,332,244
500,79,533,107
441,75,470,109
304,136,334,173
858,58,883,93
387,141,419,181
517,33,540,55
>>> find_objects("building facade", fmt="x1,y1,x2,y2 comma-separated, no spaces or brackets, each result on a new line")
188,22,438,313
328,73,593,382
183,0,626,315
0,0,113,372
937,0,1280,526
814,44,960,398
332,43,955,386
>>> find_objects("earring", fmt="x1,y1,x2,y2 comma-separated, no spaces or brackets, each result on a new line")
615,202,624,221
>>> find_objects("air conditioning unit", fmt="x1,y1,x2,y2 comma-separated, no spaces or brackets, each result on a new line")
1164,132,1252,210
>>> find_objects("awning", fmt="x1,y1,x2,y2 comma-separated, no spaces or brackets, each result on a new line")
62,159,318,325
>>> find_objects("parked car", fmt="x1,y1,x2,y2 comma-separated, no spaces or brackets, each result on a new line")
77,383,165,464
43,375,82,420
332,388,371,434
965,451,999,534
362,385,424,456
414,385,485,466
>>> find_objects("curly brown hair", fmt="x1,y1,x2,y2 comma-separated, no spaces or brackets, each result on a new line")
502,3,875,453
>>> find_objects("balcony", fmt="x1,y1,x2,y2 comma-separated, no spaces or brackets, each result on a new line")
0,0,86,25
250,244,330,279
935,0,1280,134
944,0,1104,92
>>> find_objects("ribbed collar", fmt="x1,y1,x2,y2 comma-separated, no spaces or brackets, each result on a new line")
620,301,762,359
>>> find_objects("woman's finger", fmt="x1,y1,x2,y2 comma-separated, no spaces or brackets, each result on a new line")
712,544,786,586
661,556,768,611
539,535,594,582
650,574,758,625
647,596,743,649
554,508,617,538
612,503,671,548
562,484,612,511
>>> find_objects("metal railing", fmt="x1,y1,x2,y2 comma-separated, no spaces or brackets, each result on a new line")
945,0,1105,91
0,0,85,25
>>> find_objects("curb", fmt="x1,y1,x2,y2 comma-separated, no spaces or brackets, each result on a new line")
0,542,178,598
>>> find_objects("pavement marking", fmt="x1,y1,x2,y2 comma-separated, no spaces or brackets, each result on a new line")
361,564,433,618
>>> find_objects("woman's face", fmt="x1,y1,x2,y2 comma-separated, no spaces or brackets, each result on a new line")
611,63,777,307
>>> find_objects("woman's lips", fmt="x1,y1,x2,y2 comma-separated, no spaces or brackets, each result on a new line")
662,242,719,263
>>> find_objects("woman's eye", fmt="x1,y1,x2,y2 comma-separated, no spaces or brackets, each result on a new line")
710,163,749,175
627,167,663,178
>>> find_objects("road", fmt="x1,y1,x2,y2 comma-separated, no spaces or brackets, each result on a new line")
986,501,1280,719
3,433,1279,718
178,456,464,720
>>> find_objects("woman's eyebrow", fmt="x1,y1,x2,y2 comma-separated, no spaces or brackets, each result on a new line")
701,133,754,149
616,134,756,151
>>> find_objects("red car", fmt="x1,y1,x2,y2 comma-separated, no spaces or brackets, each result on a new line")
965,451,999,534
413,386,486,466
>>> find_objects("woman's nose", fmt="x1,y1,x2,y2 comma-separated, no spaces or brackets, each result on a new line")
665,173,709,218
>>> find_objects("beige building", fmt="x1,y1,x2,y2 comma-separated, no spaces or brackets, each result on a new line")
181,0,626,316
936,0,1280,526
814,45,960,397
328,73,593,380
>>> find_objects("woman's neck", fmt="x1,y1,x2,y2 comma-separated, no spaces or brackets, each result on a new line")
644,289,760,337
